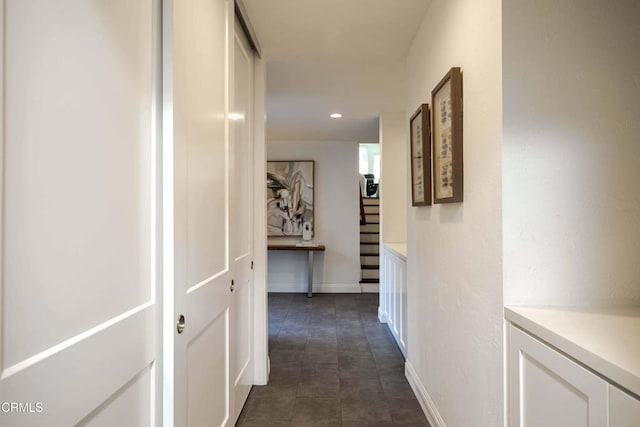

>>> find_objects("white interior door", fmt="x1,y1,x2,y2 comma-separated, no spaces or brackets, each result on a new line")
230,18,255,423
0,1,161,426
166,0,235,425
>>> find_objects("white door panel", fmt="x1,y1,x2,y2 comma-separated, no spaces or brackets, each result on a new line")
0,0,160,425
169,0,234,425
231,19,255,422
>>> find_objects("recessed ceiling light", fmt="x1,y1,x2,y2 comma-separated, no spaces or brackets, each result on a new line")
330,113,342,119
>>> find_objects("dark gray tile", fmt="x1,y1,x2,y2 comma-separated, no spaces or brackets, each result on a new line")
380,374,416,399
291,397,341,422
240,395,295,421
308,325,337,337
339,376,383,397
341,392,392,422
338,336,371,353
273,335,307,351
341,420,393,427
296,374,340,397
248,383,297,400
301,361,339,377
236,419,291,427
303,348,338,364
247,293,424,427
387,397,429,426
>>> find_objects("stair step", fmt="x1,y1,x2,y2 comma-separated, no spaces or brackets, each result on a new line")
360,223,379,233
361,269,379,279
360,252,379,256
360,234,379,244
361,265,380,270
359,278,379,284
360,231,379,235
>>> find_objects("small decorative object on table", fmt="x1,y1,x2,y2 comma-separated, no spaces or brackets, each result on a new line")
431,67,463,203
410,104,432,206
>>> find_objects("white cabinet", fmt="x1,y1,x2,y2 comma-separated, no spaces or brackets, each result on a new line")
506,307,640,427
379,244,407,356
609,385,640,427
508,324,608,426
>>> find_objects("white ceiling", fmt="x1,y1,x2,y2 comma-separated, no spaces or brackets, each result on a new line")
242,0,431,142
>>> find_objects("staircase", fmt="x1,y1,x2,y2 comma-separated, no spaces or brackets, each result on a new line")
360,197,380,288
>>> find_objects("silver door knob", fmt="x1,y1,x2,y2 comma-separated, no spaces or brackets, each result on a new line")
177,314,185,334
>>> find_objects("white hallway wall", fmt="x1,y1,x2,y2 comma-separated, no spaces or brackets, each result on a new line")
379,112,407,245
503,0,640,307
267,140,361,292
405,0,503,426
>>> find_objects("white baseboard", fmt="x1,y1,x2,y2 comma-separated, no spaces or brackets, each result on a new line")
405,360,447,427
378,307,388,323
268,283,361,293
361,282,379,293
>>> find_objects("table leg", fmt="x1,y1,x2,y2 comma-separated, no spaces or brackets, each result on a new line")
308,251,314,298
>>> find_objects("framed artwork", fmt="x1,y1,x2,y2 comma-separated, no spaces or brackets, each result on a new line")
410,104,431,206
431,67,463,203
266,160,315,237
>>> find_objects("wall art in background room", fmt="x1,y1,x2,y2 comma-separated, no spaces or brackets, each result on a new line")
432,67,463,203
267,160,315,237
410,104,432,206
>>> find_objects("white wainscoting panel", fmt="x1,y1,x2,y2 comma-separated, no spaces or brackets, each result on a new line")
379,243,407,357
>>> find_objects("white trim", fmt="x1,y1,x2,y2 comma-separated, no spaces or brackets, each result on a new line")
251,50,268,386
378,306,388,323
405,360,447,427
268,283,361,294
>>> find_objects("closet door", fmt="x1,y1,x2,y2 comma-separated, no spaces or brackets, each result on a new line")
166,0,236,425
0,1,161,425
230,17,255,423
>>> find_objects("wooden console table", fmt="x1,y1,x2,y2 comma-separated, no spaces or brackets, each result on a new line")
267,244,326,297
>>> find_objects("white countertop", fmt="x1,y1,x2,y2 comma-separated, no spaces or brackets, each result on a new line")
383,242,407,259
505,306,640,397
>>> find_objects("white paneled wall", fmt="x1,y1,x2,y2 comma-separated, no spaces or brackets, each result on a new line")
379,244,407,357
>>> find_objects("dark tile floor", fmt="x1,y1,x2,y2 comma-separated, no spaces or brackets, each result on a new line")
236,293,429,426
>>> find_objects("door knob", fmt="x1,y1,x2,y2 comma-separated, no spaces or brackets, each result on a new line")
230,279,235,292
177,314,185,334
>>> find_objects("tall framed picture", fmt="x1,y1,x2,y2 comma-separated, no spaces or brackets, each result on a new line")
432,67,463,203
410,104,431,206
266,160,315,237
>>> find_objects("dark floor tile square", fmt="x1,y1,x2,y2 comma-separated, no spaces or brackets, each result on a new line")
270,349,305,366
248,383,297,400
272,335,307,351
308,325,337,337
301,361,339,377
387,397,429,426
339,376,383,397
341,420,392,427
291,397,341,422
303,348,338,364
240,395,295,421
338,336,371,353
296,374,340,397
269,363,302,381
380,374,416,399
236,419,291,427
341,392,392,422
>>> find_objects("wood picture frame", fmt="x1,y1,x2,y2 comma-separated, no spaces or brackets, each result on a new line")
266,160,315,237
410,104,431,206
431,67,463,203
